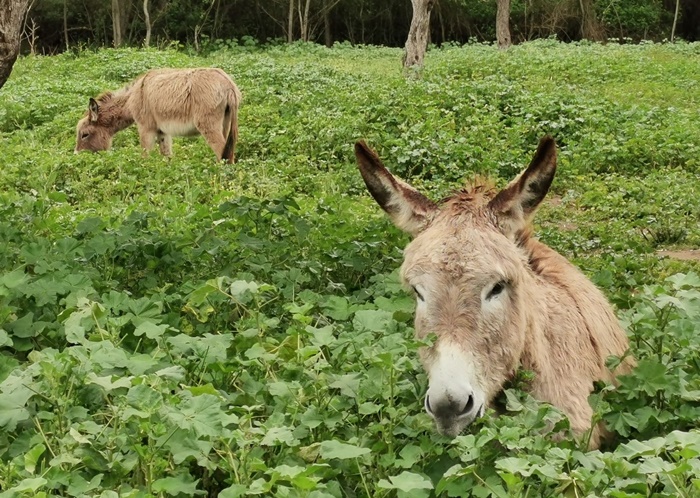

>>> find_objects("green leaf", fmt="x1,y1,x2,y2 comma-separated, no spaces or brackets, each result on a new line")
0,268,29,289
0,378,34,430
378,471,434,493
164,393,224,437
7,477,47,493
320,296,353,320
496,457,533,477
126,383,163,414
67,473,103,496
24,444,46,474
353,309,394,332
219,485,248,498
328,373,362,398
152,475,202,496
261,426,300,447
86,372,132,393
133,318,169,339
319,440,370,459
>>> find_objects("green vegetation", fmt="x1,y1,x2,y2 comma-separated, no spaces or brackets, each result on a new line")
1,40,700,497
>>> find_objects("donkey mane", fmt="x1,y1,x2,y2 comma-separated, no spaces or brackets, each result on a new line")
439,178,498,210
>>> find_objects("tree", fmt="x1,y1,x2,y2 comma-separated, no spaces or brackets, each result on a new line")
0,0,32,90
496,0,511,48
111,0,130,47
404,0,434,69
578,0,604,40
143,0,151,47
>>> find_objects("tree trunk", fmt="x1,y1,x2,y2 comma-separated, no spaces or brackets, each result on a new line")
496,0,511,49
671,0,680,41
579,0,604,41
112,0,122,46
63,0,69,50
287,0,294,43
323,0,332,47
298,0,311,41
0,0,32,90
403,0,434,70
143,0,151,47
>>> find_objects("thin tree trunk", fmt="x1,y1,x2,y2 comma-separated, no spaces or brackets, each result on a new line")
323,0,332,46
671,0,680,41
287,0,294,43
63,0,69,50
579,0,604,41
0,0,32,89
403,0,434,70
496,0,511,49
112,0,122,46
143,0,151,47
302,0,311,41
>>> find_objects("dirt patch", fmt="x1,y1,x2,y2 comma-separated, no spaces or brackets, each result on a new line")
657,249,700,261
547,195,563,207
557,221,578,231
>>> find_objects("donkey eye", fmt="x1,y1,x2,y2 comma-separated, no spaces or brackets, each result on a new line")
412,286,424,301
486,281,507,300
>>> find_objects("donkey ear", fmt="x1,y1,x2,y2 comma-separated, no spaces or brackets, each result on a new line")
355,141,437,237
88,98,99,122
487,136,557,238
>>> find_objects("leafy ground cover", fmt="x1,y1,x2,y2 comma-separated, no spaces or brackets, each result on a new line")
1,40,700,497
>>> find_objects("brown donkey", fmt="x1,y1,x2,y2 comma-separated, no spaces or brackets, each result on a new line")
75,68,242,163
355,137,633,448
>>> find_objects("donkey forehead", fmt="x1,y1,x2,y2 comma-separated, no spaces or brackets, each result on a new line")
401,217,526,282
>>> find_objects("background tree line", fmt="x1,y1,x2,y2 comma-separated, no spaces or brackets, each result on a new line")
18,0,700,54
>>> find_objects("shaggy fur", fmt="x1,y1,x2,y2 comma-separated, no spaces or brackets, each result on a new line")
75,68,242,163
355,137,633,449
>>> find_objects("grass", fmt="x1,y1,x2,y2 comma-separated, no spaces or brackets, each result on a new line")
1,39,700,497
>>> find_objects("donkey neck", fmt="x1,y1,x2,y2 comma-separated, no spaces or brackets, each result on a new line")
98,89,135,132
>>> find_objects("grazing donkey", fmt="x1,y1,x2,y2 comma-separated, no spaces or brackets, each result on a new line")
75,68,241,163
355,137,633,448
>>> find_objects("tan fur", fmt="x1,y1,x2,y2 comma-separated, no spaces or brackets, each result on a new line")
75,68,242,163
355,138,634,449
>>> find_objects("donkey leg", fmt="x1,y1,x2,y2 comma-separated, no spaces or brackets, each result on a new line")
158,133,173,157
138,126,157,157
198,126,227,162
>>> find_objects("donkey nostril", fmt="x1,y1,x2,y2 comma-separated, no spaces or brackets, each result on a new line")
459,394,475,416
425,395,433,415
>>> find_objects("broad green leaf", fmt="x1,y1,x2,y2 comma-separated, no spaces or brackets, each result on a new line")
353,309,393,332
126,384,163,414
67,473,103,496
496,457,534,476
152,475,201,496
7,477,47,493
164,393,224,437
378,471,433,494
261,426,299,447
0,330,13,348
320,296,352,321
24,444,46,474
319,440,370,459
133,319,169,339
0,379,34,430
219,485,247,498
0,268,29,289
328,373,361,398
86,372,132,393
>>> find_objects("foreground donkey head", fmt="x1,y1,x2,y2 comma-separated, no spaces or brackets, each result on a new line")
75,68,241,163
356,137,632,448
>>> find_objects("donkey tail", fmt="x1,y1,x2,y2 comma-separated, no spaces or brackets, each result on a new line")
222,85,242,163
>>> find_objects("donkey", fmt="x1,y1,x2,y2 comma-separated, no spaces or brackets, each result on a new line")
355,136,633,448
75,68,242,163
